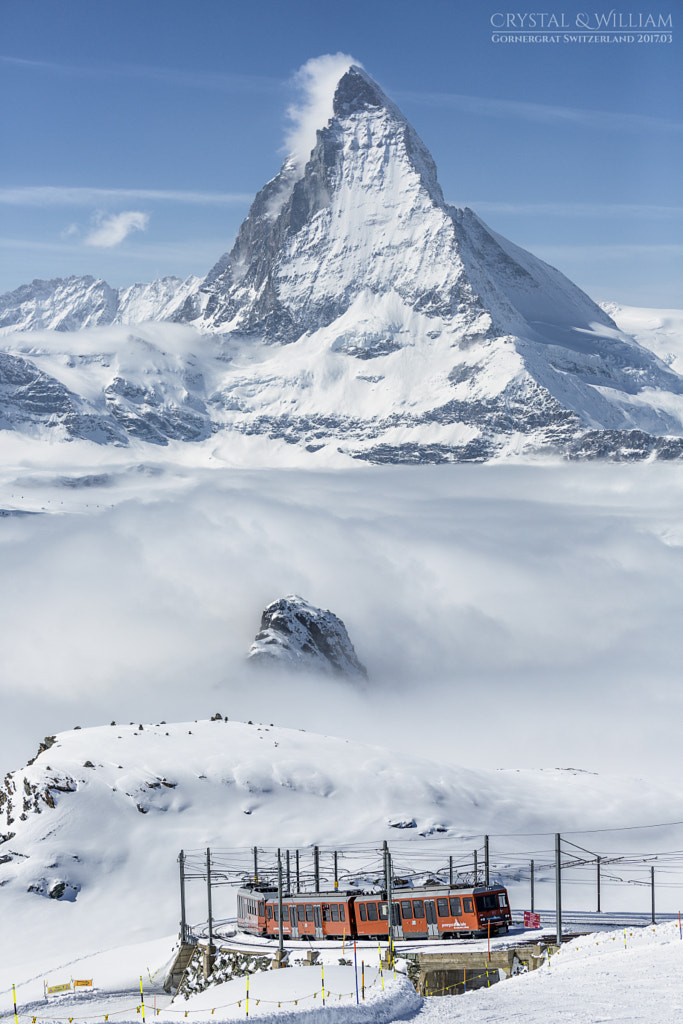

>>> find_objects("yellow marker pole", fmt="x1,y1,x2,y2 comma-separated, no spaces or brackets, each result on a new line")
361,961,365,1000
246,974,249,1018
624,928,627,949
343,929,345,954
13,984,18,1024
321,963,325,1006
139,976,146,1024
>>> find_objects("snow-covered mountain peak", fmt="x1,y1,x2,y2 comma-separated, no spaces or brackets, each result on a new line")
2,63,683,461
190,65,452,339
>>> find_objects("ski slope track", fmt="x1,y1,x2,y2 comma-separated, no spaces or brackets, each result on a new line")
1,66,682,462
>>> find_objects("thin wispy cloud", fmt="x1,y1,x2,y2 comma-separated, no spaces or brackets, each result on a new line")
534,242,683,260
0,186,252,207
0,54,280,93
463,201,683,219
397,88,683,135
85,211,149,248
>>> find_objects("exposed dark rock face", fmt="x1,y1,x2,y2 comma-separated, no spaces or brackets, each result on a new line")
248,595,367,680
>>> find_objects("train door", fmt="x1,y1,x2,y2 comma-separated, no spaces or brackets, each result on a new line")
425,899,438,937
314,904,323,939
391,902,404,940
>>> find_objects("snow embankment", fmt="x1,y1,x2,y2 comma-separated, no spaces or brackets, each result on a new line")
418,920,683,1024
163,966,419,1024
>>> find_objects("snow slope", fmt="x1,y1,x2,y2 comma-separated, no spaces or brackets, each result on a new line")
420,921,683,1024
3,922,680,1024
603,302,683,374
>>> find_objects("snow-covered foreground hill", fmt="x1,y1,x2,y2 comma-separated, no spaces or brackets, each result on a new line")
2,717,682,972
3,923,679,1024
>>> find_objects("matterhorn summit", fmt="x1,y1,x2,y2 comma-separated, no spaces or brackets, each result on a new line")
2,62,683,460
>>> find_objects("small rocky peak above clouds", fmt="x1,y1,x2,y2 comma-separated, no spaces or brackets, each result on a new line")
248,594,367,680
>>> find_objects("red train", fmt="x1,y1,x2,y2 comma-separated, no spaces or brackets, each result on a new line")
237,882,511,941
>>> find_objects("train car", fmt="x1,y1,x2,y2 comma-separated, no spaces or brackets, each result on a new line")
264,894,352,941
237,882,511,941
236,887,270,936
351,885,510,940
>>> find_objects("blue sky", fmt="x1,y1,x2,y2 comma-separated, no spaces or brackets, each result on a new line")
2,0,681,306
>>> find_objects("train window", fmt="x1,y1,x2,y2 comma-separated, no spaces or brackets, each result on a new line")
498,893,508,908
401,900,412,918
449,897,462,916
367,903,379,921
282,906,289,921
463,898,473,913
274,906,279,921
359,903,367,921
306,904,314,922
378,903,388,920
339,905,345,921
267,906,272,919
258,902,265,916
476,894,498,911
297,904,305,922
331,904,339,921
412,900,424,918
322,905,330,921
437,898,449,917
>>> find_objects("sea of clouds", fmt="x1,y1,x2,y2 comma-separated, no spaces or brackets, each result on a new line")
1,451,682,782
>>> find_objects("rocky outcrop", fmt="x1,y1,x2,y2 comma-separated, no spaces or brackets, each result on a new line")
248,595,367,680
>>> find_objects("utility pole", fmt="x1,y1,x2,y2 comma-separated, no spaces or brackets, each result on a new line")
286,850,291,892
555,833,562,945
449,856,453,886
334,850,339,890
597,856,601,913
484,835,490,887
296,850,300,893
651,866,655,924
474,850,478,883
314,845,320,892
205,847,215,980
253,846,258,884
383,841,393,952
179,850,187,942
277,849,284,956
530,859,534,913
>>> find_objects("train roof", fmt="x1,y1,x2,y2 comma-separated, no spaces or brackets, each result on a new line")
237,883,506,900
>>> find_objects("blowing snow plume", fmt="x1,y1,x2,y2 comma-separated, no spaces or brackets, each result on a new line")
284,53,361,170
